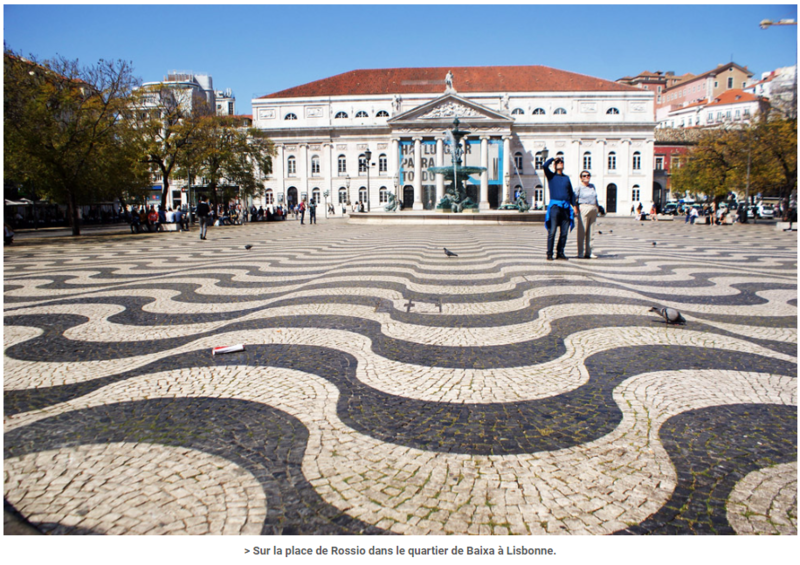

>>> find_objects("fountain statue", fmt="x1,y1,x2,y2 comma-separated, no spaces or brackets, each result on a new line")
427,118,486,213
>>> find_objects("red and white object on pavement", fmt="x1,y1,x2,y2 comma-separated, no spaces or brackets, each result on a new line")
212,344,245,356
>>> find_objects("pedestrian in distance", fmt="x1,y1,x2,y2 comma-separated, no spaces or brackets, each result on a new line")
574,170,600,259
196,196,211,240
299,201,306,224
147,206,160,232
308,199,317,224
543,156,575,261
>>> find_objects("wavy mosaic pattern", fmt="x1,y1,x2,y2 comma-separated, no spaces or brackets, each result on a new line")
4,220,797,535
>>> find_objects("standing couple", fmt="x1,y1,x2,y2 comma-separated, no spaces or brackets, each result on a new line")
543,156,601,260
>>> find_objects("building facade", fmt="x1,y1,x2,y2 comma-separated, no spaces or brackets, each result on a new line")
657,62,753,114
656,89,769,129
215,88,236,116
251,66,656,215
616,70,692,114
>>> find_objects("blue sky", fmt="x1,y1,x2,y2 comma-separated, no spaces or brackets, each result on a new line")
3,3,797,115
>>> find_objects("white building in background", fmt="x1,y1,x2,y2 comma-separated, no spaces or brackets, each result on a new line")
140,71,216,114
656,89,770,129
251,65,655,214
215,88,235,116
138,72,240,210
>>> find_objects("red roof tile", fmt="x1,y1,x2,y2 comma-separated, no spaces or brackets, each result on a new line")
260,66,640,99
706,89,762,107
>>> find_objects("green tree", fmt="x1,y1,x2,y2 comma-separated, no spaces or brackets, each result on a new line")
129,82,212,207
180,115,273,207
670,118,796,202
4,48,151,235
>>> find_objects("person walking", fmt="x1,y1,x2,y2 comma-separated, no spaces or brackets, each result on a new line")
196,196,211,240
543,156,575,260
574,170,600,259
308,199,317,224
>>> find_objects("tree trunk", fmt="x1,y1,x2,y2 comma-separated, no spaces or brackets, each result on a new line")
68,192,81,236
161,177,170,211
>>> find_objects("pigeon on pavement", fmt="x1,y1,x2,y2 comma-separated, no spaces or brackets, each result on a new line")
649,306,686,325
444,248,458,257
244,245,253,250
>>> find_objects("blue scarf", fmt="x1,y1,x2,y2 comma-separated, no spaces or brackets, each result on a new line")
545,200,574,231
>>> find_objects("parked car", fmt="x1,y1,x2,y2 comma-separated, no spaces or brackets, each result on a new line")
663,203,680,215
757,204,775,219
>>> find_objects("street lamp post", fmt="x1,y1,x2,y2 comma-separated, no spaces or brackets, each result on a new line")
540,147,550,209
364,148,372,212
345,175,351,212
392,172,399,213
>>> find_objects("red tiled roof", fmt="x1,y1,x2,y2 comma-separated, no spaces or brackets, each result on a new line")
705,89,762,107
260,66,640,99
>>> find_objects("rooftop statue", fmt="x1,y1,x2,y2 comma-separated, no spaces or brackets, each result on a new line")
445,71,455,94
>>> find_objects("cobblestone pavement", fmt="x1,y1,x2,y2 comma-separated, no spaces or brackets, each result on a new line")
4,217,797,535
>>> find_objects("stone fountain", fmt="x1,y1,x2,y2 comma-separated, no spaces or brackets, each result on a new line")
427,118,486,213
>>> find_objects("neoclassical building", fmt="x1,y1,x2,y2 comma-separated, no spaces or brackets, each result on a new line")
251,66,655,214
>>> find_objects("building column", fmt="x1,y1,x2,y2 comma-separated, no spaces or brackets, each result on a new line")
300,144,309,200
502,136,512,205
596,140,606,207
480,136,490,210
391,138,400,198
620,139,632,208
275,145,285,203
325,142,334,200
413,137,423,210
435,137,445,206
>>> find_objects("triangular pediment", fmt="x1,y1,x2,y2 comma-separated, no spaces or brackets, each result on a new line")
388,94,513,125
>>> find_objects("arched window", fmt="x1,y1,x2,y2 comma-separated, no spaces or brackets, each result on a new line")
338,187,348,204
554,108,567,115
376,110,389,117
284,113,297,120
632,185,641,202
311,155,320,175
606,107,620,115
287,156,296,176
608,151,617,170
359,187,367,202
511,108,524,115
265,189,274,205
355,110,369,118
335,111,348,119
312,188,321,204
337,155,347,174
583,152,592,170
379,154,388,173
535,151,544,169
358,154,368,174
514,152,523,172
632,151,641,170
379,187,389,203
532,108,546,115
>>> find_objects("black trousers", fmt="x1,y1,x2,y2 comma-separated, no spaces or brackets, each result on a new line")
547,206,570,257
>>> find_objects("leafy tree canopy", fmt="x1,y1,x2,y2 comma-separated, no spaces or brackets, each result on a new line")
4,46,151,235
